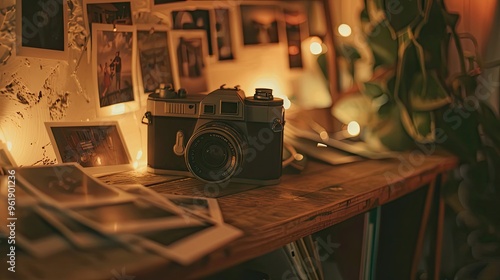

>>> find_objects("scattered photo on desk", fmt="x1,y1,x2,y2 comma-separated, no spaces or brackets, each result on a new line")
0,205,70,258
68,198,206,234
112,184,182,213
162,193,224,224
134,221,243,265
14,163,133,208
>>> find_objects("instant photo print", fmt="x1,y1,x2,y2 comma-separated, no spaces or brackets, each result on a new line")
45,121,133,176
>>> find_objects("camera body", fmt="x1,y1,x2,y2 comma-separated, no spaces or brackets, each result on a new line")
145,85,285,185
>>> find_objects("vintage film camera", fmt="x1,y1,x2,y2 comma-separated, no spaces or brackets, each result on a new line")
143,85,285,185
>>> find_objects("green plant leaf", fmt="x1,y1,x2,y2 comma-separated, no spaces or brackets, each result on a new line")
478,101,500,147
366,21,398,68
409,71,451,111
383,0,424,34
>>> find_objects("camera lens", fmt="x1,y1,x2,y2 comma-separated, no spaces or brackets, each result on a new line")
185,122,244,183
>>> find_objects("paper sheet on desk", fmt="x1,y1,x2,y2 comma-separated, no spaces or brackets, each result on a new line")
285,122,400,164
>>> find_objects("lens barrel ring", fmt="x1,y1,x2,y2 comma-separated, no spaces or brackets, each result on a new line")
185,122,245,183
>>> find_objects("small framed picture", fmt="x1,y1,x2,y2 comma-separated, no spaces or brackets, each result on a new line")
83,0,133,36
240,5,281,46
0,142,16,168
14,163,133,208
151,0,187,9
15,0,69,60
214,8,235,61
44,121,133,177
172,9,214,56
92,23,139,116
136,25,176,94
170,30,210,94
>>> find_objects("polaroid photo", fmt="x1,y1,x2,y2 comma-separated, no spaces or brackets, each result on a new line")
83,0,133,35
0,142,17,168
111,184,183,213
15,0,69,60
0,205,70,258
45,121,133,176
162,193,224,224
136,25,176,95
36,205,109,249
68,198,206,234
15,163,133,208
92,23,139,116
134,222,243,265
240,5,281,46
172,9,214,56
170,30,210,94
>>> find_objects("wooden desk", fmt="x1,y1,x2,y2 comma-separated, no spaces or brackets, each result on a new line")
4,152,458,280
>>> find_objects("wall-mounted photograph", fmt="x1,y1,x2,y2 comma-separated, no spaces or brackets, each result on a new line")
151,0,187,7
15,0,68,60
172,9,213,56
240,5,280,46
284,8,308,69
214,8,234,61
92,23,139,116
170,30,209,94
84,0,133,36
137,25,176,94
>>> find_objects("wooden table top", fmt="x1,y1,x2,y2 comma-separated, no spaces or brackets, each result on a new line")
5,151,458,280
125,151,458,279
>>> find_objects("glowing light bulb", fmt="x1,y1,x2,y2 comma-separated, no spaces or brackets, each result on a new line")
338,24,352,37
347,121,361,136
310,42,323,55
6,141,12,151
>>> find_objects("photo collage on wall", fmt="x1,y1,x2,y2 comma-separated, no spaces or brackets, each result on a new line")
81,1,309,115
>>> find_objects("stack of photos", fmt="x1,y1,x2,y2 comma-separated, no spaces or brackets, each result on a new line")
0,163,242,265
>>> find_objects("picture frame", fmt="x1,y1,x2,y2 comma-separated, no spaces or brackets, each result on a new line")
170,30,210,94
284,7,309,69
15,0,69,60
136,25,176,95
44,121,134,177
240,4,281,46
0,142,17,168
91,23,139,116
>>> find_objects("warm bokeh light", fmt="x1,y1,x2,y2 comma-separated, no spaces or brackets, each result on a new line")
338,24,352,37
347,121,361,136
319,131,329,140
309,42,323,55
96,156,102,165
133,161,139,169
317,143,327,148
136,150,143,160
283,96,291,110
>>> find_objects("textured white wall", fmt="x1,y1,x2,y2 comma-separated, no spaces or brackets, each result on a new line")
0,0,331,166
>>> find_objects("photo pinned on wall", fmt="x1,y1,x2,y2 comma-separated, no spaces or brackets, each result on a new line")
44,121,133,177
83,0,133,36
91,23,139,116
151,0,187,8
136,25,176,95
171,9,214,56
284,7,309,69
15,0,68,60
214,8,235,61
170,30,209,95
240,5,280,46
